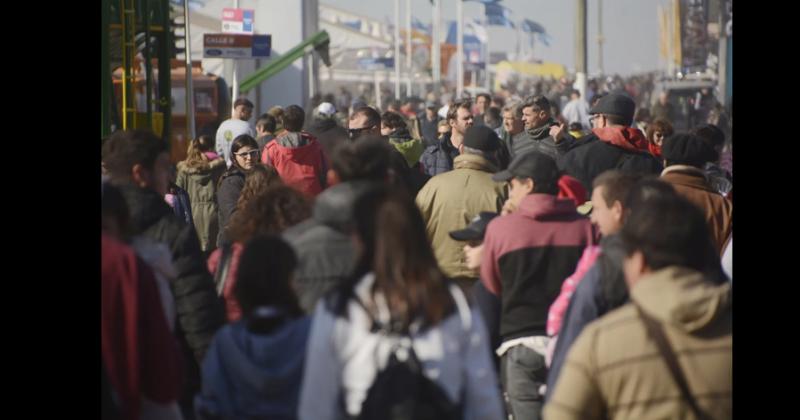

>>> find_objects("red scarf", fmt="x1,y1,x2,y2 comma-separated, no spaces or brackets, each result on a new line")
592,126,650,153
648,142,662,159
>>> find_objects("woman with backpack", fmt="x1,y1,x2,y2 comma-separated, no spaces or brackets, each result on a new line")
196,235,312,420
216,134,259,246
177,135,226,254
298,189,504,420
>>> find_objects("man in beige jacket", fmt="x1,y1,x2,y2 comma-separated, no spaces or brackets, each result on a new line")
544,192,731,420
416,126,507,291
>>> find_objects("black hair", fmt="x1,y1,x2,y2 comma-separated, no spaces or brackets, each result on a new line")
380,111,408,131
234,235,303,334
331,136,392,182
521,95,551,113
351,106,381,129
283,105,306,132
256,114,277,134
233,98,254,109
101,129,168,183
620,189,720,275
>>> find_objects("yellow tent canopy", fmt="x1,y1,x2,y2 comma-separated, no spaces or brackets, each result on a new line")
494,60,567,90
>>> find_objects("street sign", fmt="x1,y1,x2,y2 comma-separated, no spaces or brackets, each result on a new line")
203,34,271,59
222,8,254,34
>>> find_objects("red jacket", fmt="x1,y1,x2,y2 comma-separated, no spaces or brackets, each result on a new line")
207,242,245,322
262,131,328,197
101,234,183,420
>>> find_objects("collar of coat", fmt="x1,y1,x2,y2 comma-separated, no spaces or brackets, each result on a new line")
516,193,579,220
453,153,498,173
631,266,731,333
661,165,718,194
526,118,559,139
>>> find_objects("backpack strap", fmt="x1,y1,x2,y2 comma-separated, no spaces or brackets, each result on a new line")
214,244,234,296
635,303,713,420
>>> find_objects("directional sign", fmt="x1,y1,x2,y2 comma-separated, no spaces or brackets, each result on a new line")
203,34,271,59
222,8,254,34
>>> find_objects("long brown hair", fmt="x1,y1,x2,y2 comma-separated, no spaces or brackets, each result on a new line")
236,164,283,211
336,188,455,331
183,134,215,169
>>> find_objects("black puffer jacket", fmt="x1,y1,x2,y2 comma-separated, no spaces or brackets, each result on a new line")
560,132,663,193
283,180,382,313
216,168,246,246
509,118,573,161
308,117,348,160
117,184,225,409
419,132,460,177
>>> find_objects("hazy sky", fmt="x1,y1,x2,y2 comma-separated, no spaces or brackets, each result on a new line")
322,0,670,76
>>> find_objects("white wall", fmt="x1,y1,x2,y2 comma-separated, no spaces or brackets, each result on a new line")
190,0,318,115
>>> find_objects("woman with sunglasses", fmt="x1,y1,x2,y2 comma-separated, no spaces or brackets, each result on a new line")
217,134,260,247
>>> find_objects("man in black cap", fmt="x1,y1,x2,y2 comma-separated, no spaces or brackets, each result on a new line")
416,125,507,292
480,151,596,420
660,133,732,254
560,92,663,193
507,95,575,162
449,211,502,370
417,100,442,147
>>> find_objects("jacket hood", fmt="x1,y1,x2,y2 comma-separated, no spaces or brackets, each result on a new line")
391,137,425,167
631,266,731,332
275,131,317,149
592,126,649,153
312,180,383,230
177,157,225,175
517,193,580,221
453,153,498,173
200,317,311,415
527,118,559,140
117,184,174,233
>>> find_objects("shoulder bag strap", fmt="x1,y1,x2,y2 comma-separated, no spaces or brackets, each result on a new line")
214,244,233,296
635,303,713,420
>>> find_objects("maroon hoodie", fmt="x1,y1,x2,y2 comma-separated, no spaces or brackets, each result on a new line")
101,234,183,420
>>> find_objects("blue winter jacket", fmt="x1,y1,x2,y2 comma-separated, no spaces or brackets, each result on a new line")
195,315,312,420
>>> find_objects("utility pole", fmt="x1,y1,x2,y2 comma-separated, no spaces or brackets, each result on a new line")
575,0,587,99
406,0,412,98
231,0,239,116
394,0,401,100
432,0,441,92
456,0,464,98
184,0,196,139
597,0,604,76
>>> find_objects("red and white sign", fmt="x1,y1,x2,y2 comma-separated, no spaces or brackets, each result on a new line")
222,8,254,34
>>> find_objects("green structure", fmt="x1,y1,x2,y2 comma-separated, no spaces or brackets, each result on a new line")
101,0,174,141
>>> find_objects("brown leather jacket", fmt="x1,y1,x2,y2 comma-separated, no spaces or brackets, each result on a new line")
661,166,733,254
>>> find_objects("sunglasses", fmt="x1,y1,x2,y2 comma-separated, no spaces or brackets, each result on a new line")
234,150,259,159
348,126,375,139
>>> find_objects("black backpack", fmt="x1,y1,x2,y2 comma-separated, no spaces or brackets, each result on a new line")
354,284,472,420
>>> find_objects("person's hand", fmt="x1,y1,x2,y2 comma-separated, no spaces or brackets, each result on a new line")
550,123,566,143
501,199,517,215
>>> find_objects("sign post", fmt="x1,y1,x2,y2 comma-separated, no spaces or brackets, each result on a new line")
221,5,254,114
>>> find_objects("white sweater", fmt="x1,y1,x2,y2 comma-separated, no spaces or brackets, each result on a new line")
298,273,504,420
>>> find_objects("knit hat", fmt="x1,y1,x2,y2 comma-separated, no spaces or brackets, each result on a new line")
463,126,501,152
661,133,717,167
449,212,499,241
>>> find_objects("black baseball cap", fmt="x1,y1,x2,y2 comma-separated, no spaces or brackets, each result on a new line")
492,151,560,184
449,212,499,241
463,126,501,152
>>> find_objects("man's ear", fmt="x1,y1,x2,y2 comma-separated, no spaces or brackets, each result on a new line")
457,143,465,154
611,200,624,223
131,163,150,189
327,169,340,187
524,178,535,194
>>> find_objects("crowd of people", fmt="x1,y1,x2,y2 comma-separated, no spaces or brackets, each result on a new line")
102,71,732,419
